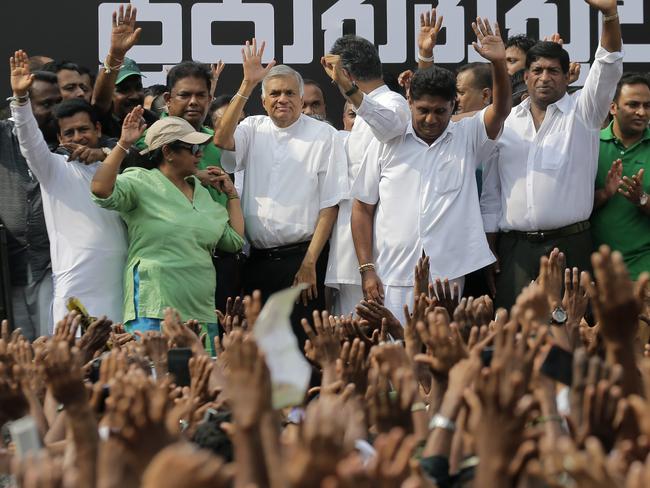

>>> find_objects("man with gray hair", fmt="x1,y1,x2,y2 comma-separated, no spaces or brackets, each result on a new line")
214,39,347,343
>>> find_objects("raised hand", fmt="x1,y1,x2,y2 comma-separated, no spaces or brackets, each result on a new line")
584,0,619,15
241,38,276,86
432,278,460,317
225,331,271,429
9,50,33,97
321,54,353,92
162,307,205,354
361,268,385,304
336,338,369,395
42,341,86,406
119,105,147,146
604,159,623,199
355,299,403,340
53,311,81,346
471,18,506,63
302,310,341,373
414,253,430,299
619,168,646,206
110,4,142,59
415,308,467,378
243,289,262,330
569,62,581,84
367,365,416,434
563,267,590,333
418,8,444,57
537,247,566,309
78,316,112,364
210,60,225,93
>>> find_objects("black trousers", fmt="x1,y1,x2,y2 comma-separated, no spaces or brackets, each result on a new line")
243,242,328,348
213,251,244,313
495,228,593,311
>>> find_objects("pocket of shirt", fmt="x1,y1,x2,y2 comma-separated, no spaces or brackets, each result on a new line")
433,159,463,194
540,132,568,170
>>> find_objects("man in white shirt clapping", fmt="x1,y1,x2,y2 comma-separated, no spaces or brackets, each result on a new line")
214,39,348,343
350,19,511,319
480,0,623,310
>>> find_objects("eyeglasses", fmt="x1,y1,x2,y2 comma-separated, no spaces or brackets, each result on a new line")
173,142,203,156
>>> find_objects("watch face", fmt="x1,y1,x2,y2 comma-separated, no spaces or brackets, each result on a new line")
552,307,568,324
640,194,648,206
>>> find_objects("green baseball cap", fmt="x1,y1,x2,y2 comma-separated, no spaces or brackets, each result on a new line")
115,57,146,85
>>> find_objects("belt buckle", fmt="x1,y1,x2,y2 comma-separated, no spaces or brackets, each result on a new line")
526,231,545,242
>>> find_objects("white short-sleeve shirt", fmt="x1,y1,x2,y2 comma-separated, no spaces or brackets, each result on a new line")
351,109,496,286
221,114,348,249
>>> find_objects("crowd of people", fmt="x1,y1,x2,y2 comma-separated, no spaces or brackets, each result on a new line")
2,0,650,486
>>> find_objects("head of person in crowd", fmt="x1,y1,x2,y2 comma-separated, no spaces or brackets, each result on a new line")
342,100,356,131
505,34,536,75
524,41,571,109
511,68,528,106
29,70,61,143
208,94,246,129
164,62,212,131
455,62,492,114
329,34,383,84
408,66,456,145
610,73,650,139
302,79,327,119
42,60,92,103
140,116,211,174
144,84,166,111
261,64,304,128
53,99,102,148
28,55,54,72
113,57,146,122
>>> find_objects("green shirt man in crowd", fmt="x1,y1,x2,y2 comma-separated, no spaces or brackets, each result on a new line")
592,73,650,280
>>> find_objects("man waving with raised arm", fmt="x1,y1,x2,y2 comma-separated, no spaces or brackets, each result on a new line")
213,40,348,344
480,0,623,310
351,19,511,318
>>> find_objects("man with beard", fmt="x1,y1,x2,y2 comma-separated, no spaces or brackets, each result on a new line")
91,4,158,138
0,70,59,339
591,73,650,280
10,50,128,329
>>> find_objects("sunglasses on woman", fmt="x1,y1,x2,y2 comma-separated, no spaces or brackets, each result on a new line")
173,142,204,156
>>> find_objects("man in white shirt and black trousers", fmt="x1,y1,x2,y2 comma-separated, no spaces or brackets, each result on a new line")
214,39,348,344
480,0,623,310
350,19,511,320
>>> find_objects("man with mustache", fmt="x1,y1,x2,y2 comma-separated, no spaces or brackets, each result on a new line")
591,73,650,280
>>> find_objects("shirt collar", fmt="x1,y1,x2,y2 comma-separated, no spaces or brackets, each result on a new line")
601,120,650,143
514,91,572,116
405,120,455,146
366,84,390,99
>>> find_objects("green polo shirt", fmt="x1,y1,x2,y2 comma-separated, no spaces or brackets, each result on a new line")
134,113,228,207
591,122,650,280
92,167,244,323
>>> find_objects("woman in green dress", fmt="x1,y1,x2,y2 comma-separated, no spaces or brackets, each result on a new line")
91,106,244,337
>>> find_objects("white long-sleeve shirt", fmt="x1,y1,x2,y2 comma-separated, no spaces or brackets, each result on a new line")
325,86,410,287
480,45,623,232
11,101,127,326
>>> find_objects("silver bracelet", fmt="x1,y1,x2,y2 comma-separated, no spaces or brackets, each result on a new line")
115,142,130,154
418,52,435,63
428,413,456,431
6,94,29,104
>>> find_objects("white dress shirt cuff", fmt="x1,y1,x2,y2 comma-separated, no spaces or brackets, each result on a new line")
594,44,624,63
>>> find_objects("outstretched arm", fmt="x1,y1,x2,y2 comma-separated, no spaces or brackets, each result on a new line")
92,4,142,115
472,18,511,140
587,0,621,53
213,39,276,151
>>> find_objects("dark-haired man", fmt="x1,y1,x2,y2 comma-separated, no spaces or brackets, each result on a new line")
10,50,127,328
350,19,510,318
505,34,537,76
481,0,623,310
591,74,650,280
320,34,410,315
42,60,92,102
302,79,327,119
456,63,492,114
0,70,59,339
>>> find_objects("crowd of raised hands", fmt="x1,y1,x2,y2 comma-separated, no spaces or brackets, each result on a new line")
1,245,650,487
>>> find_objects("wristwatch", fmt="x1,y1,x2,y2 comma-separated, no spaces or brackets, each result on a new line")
101,147,112,157
550,306,568,326
638,192,649,208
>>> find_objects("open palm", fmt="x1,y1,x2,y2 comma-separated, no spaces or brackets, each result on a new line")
418,9,444,53
584,0,618,14
10,50,33,96
111,4,142,57
241,38,276,85
472,18,505,62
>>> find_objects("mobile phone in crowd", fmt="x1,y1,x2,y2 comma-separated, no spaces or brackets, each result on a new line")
540,344,574,386
167,347,193,387
8,416,42,458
